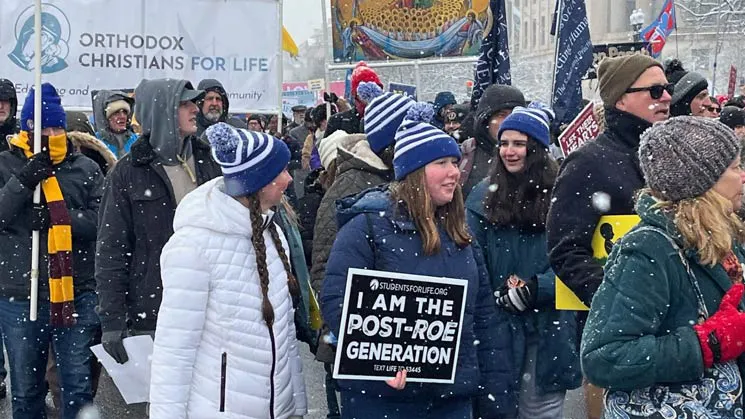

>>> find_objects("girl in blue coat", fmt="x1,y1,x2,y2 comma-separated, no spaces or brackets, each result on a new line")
466,107,581,419
321,104,507,419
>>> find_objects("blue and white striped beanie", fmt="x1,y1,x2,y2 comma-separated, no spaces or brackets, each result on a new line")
359,82,415,154
393,102,461,181
497,106,551,148
205,122,291,197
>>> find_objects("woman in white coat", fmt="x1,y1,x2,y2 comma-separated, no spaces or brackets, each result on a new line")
149,122,307,419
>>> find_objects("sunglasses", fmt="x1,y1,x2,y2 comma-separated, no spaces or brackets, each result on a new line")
704,105,721,113
625,83,675,100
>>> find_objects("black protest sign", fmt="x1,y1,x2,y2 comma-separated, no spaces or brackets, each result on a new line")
585,42,650,79
333,268,468,384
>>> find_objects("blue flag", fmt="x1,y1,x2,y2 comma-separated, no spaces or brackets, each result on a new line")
551,0,593,127
470,0,511,109
640,0,676,58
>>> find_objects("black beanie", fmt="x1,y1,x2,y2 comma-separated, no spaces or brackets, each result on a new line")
720,106,745,129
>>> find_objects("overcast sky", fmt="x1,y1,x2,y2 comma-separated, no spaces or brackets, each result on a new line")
283,0,324,45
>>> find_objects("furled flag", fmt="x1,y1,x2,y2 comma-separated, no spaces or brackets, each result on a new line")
640,0,676,58
551,0,593,127
470,0,511,109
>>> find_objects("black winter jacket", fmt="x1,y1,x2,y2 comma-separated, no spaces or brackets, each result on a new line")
95,135,221,333
297,169,325,268
546,108,650,307
0,144,103,300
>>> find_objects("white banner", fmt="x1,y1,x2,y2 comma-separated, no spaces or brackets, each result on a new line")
0,0,281,112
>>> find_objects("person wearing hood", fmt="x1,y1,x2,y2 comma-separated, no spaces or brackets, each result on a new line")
324,61,383,138
670,71,715,117
0,78,19,153
92,90,137,158
195,78,247,138
95,79,222,371
460,84,526,196
149,123,306,419
0,83,104,419
432,91,457,130
321,103,504,418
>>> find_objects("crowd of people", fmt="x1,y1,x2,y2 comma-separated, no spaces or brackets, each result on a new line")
0,54,745,419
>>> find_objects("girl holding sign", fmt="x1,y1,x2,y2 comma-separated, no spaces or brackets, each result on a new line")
465,106,582,418
322,103,506,419
149,123,307,419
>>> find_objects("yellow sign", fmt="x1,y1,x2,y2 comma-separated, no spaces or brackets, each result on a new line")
308,78,326,92
556,215,640,311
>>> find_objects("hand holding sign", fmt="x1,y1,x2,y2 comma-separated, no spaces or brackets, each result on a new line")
386,369,407,390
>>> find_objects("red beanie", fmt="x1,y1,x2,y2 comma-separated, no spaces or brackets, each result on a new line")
351,61,382,99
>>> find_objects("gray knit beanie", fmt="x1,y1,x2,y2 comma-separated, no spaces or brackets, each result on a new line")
639,116,740,201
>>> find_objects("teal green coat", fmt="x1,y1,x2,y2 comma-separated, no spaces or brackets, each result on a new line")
466,180,582,397
581,193,745,391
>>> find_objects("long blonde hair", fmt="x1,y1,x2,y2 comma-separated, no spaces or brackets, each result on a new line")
651,188,745,266
390,168,471,255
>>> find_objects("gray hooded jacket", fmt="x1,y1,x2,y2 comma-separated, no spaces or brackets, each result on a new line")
134,79,195,166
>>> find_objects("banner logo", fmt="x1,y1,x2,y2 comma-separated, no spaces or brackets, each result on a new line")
8,4,71,74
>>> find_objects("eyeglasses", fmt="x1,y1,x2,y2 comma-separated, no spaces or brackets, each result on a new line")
625,83,675,100
704,105,721,113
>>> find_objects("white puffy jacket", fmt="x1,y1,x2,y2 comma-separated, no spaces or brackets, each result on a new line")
150,178,307,419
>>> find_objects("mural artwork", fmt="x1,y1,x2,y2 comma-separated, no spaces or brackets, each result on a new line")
332,0,492,62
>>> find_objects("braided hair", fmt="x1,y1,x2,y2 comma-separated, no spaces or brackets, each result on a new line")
247,196,300,328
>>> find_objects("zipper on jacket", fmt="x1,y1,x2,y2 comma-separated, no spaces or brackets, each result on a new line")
268,328,277,419
220,352,227,412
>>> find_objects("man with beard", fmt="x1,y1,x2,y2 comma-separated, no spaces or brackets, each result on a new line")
195,79,246,138
0,78,19,154
92,90,137,158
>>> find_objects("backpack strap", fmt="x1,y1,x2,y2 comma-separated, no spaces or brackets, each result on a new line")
458,137,477,187
625,225,709,319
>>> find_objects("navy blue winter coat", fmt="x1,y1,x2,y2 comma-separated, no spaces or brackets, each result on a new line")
321,186,510,417
466,181,582,405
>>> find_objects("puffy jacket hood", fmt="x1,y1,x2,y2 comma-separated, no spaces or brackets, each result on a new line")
336,133,389,175
196,79,229,133
334,185,392,229
0,78,19,135
92,90,134,133
134,79,194,165
173,177,272,239
474,85,526,148
67,131,117,174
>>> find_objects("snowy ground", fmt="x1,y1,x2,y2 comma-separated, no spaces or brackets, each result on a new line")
0,345,586,418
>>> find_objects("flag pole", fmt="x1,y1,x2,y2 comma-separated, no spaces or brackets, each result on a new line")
30,0,43,321
550,0,564,105
711,0,723,94
672,0,680,58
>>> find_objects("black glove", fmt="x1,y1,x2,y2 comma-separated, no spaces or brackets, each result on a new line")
495,276,538,313
101,330,129,364
31,204,50,231
16,153,52,190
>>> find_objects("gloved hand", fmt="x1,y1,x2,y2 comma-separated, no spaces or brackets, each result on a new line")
16,152,52,190
324,92,339,104
495,276,538,313
694,283,745,368
30,204,50,231
101,330,129,364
